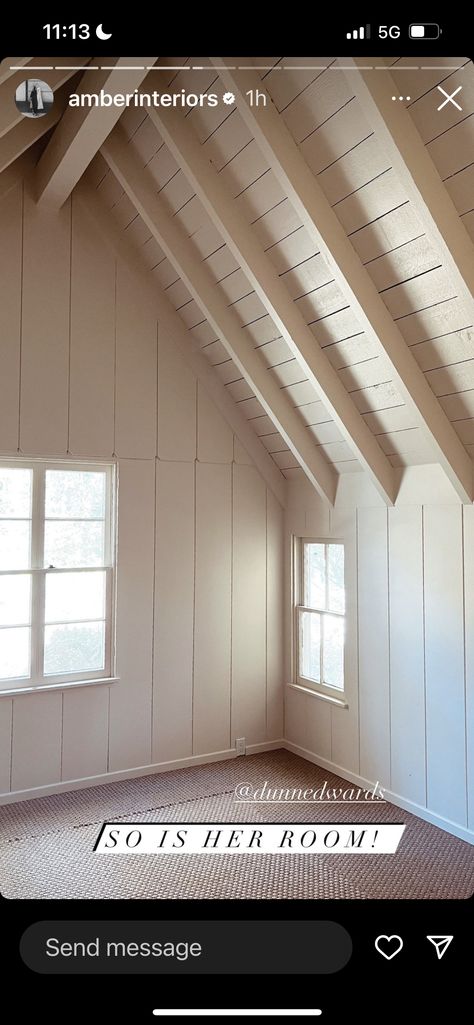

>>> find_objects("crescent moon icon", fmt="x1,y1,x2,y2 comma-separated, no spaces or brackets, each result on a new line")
96,24,112,40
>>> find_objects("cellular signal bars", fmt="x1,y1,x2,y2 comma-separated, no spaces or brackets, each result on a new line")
346,25,371,39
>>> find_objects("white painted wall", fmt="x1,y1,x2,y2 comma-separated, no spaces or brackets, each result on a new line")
1,173,470,850
0,180,284,800
284,467,474,843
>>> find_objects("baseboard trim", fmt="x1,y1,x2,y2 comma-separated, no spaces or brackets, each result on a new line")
246,740,284,755
3,738,470,846
283,742,376,791
0,740,285,805
283,741,474,846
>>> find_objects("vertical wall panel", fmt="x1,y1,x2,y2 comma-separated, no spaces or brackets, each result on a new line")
358,507,390,784
197,383,233,463
232,464,266,744
157,329,197,461
68,197,115,457
464,506,474,830
193,463,232,754
330,504,359,774
285,469,473,838
153,460,194,762
11,692,62,792
305,692,332,760
20,191,70,455
424,505,466,825
0,183,22,453
266,489,284,740
115,261,157,458
108,458,155,771
389,506,426,805
285,687,309,747
62,685,109,781
234,438,253,465
0,181,286,799
0,700,12,792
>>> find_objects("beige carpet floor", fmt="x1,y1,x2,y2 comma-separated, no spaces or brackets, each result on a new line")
1,750,473,899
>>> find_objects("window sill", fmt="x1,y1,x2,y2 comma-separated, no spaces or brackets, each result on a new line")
288,682,348,709
0,677,119,699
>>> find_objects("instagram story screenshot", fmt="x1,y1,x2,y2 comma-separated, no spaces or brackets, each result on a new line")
0,14,473,1021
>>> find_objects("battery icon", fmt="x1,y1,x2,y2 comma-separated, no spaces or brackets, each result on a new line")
409,23,440,39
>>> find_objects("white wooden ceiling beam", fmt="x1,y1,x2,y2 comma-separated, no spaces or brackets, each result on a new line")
0,83,71,175
0,150,37,195
0,58,91,137
210,60,474,504
35,58,158,209
345,58,474,322
147,103,397,506
0,58,33,86
75,177,287,507
100,128,337,505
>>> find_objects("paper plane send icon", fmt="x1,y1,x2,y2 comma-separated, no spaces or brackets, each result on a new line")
427,935,453,960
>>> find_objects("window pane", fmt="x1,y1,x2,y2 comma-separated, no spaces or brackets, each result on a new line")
45,470,106,519
0,521,31,570
44,621,105,676
323,614,344,690
0,627,30,679
0,575,31,626
44,521,105,568
303,543,325,609
45,571,106,623
327,544,345,614
299,610,321,682
0,468,32,517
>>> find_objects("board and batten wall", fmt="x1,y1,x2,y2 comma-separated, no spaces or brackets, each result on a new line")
0,179,284,801
284,468,474,843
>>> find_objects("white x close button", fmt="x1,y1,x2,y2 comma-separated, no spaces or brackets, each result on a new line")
437,85,463,111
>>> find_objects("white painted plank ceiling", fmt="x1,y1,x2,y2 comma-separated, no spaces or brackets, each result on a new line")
2,54,472,494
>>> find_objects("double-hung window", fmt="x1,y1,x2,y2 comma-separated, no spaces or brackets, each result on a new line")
0,461,116,693
296,539,345,699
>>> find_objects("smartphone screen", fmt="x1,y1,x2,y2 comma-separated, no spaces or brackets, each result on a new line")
0,17,473,1021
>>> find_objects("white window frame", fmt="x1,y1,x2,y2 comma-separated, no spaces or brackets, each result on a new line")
293,537,346,702
0,458,117,695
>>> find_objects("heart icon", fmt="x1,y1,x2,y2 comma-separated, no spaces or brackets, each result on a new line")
375,935,403,960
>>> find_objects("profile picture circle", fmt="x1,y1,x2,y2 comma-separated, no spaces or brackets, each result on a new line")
15,79,54,118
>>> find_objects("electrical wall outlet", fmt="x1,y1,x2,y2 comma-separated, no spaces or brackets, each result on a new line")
236,737,246,756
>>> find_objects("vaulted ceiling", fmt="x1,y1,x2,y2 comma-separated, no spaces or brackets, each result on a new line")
1,55,473,505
